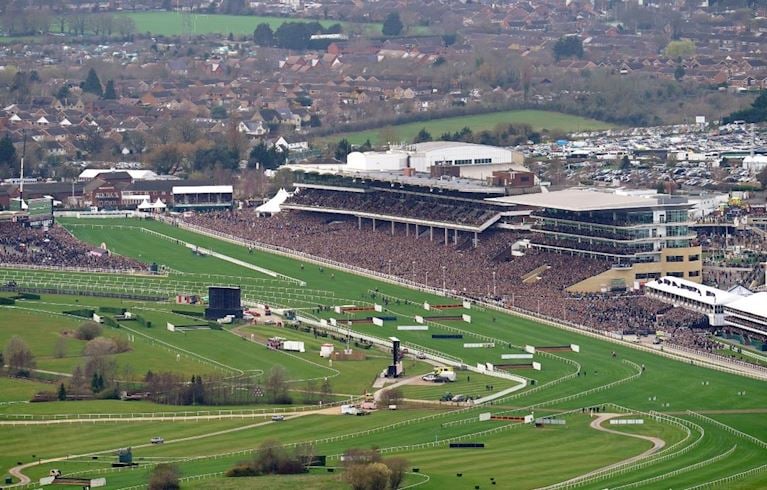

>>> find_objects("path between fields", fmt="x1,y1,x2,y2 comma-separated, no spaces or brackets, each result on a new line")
538,413,665,489
5,407,341,487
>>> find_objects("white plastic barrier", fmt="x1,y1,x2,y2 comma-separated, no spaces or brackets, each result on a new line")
609,418,644,425
462,314,472,323
166,323,176,332
532,362,542,371
334,306,342,314
329,318,337,326
524,415,534,424
374,304,383,312
92,313,102,324
398,325,428,331
486,362,494,372
423,302,431,311
476,363,487,373
415,315,424,324
462,300,471,309
501,353,533,359
320,319,328,326
479,412,492,422
571,344,580,353
525,345,536,354
372,317,384,326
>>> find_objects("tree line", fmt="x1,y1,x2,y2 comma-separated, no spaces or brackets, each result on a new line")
252,21,343,50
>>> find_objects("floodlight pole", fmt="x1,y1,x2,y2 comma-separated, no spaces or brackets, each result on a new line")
19,129,26,205
442,265,446,293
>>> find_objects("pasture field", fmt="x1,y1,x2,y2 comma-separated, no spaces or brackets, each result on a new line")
324,110,615,146
0,215,764,489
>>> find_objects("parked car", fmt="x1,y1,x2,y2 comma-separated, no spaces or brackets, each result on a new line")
271,415,285,421
150,436,164,444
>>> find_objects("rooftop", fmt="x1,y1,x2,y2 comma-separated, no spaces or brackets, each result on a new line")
488,189,691,212
646,276,741,307
725,292,767,320
284,164,506,194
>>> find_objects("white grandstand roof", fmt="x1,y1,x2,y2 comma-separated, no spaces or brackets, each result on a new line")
172,185,233,195
489,189,690,212
724,292,767,320
646,276,740,306
78,169,158,180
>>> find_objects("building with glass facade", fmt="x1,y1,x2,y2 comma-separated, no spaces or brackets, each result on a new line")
492,189,703,292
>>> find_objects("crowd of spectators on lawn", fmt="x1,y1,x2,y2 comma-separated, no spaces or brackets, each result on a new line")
0,222,146,271
286,188,503,226
183,209,713,352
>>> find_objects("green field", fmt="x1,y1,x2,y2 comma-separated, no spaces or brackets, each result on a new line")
0,215,765,489
116,12,382,37
325,110,615,146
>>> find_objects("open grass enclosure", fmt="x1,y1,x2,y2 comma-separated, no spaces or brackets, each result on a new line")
0,215,764,489
325,110,616,146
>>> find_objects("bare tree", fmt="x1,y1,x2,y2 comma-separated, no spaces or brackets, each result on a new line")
264,366,289,403
384,457,409,489
53,336,68,359
4,336,36,376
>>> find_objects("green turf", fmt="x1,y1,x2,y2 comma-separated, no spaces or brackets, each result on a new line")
323,110,616,146
114,12,381,37
0,216,764,489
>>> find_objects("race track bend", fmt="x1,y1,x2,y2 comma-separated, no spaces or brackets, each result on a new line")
536,412,666,489
5,406,341,487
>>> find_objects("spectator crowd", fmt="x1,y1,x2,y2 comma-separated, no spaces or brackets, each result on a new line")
184,209,713,352
0,222,146,271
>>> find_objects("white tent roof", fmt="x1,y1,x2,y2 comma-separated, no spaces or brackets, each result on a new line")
137,198,167,210
256,188,291,214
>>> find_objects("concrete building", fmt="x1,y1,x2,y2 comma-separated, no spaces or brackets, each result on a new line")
492,189,703,292
346,142,522,173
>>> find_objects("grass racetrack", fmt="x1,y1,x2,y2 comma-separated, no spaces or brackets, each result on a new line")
0,215,765,489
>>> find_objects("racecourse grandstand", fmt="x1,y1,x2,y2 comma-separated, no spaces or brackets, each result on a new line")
494,189,703,293
281,169,529,246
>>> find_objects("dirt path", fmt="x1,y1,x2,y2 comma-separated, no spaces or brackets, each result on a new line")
537,413,665,489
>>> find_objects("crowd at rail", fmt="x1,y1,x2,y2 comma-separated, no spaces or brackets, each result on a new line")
0,222,146,271
286,188,501,226
184,209,713,352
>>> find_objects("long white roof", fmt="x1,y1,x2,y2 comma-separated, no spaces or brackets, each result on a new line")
79,169,158,180
490,189,690,212
724,292,767,320
172,185,233,194
645,276,740,306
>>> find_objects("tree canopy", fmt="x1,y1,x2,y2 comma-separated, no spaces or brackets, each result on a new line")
664,39,696,59
382,12,403,36
103,80,117,100
335,138,352,162
553,36,584,61
82,68,103,97
248,142,286,170
725,91,767,124
253,23,274,46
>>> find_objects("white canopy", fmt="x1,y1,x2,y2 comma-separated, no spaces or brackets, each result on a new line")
256,188,291,214
137,198,167,211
